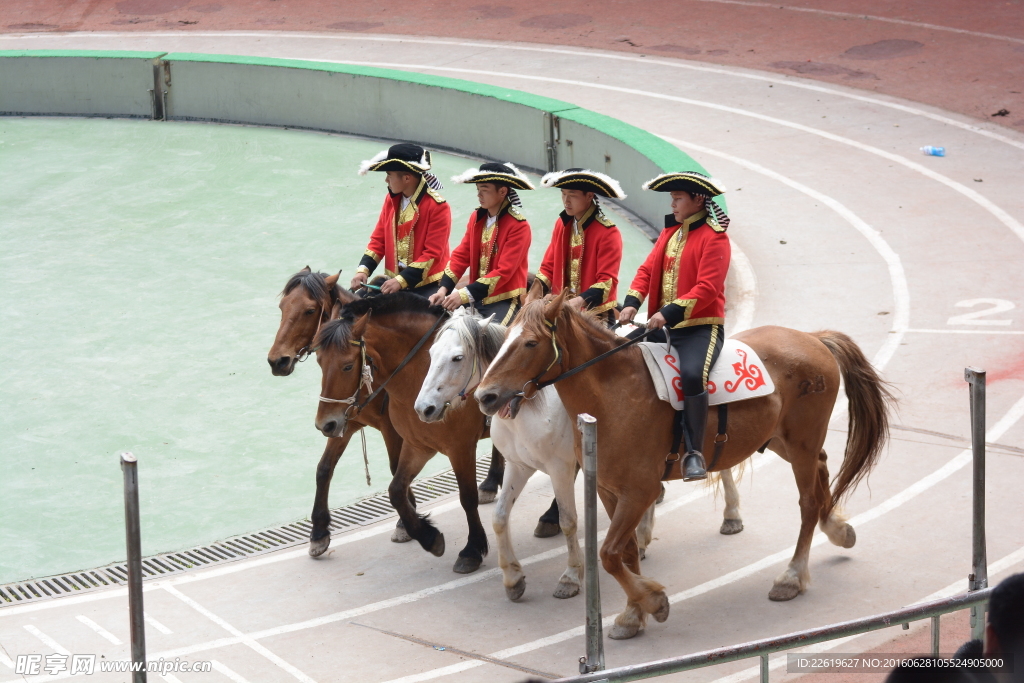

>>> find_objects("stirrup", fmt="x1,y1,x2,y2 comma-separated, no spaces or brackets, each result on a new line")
682,452,707,482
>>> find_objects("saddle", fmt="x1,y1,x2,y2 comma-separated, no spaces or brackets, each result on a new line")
638,339,775,481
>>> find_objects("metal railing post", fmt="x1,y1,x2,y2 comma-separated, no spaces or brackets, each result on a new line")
121,452,147,682
759,654,769,682
931,615,941,656
577,413,605,674
964,367,988,641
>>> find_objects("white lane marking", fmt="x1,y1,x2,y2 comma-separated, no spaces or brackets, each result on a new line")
213,660,253,683
161,673,185,683
371,392,1024,683
314,59,1024,246
75,614,122,645
727,239,757,335
5,31,1022,152
710,544,1024,683
0,497,467,618
145,612,174,634
23,625,70,654
162,584,317,683
662,135,909,371
907,328,1024,335
0,648,14,669
684,0,1024,45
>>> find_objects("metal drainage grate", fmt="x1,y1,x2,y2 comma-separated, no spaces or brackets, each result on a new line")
0,454,489,608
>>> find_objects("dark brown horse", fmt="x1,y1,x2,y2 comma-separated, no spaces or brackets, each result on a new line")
476,290,893,638
314,293,491,573
268,268,411,555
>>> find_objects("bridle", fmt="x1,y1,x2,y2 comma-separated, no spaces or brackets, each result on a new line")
294,298,330,364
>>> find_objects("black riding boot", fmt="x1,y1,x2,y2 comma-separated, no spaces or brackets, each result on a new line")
682,391,709,481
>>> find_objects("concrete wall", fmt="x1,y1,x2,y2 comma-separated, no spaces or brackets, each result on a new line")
0,50,716,229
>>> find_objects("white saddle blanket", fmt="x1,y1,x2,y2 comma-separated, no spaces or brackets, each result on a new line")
638,339,775,408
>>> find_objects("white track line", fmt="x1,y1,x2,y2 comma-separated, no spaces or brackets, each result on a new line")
162,584,316,683
22,625,70,655
5,32,1022,151
75,614,122,645
213,660,253,683
313,60,1024,247
709,544,1024,683
907,328,1024,335
0,648,14,669
661,135,909,371
145,612,173,634
371,392,1024,683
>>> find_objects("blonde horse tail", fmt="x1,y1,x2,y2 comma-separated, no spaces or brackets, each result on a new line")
814,331,896,516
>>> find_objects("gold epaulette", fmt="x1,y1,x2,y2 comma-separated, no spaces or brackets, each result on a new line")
594,211,615,227
425,188,447,204
506,205,525,221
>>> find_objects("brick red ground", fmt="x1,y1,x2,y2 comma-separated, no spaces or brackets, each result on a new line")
3,0,1024,131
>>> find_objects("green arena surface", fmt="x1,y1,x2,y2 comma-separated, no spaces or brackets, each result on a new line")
0,117,652,584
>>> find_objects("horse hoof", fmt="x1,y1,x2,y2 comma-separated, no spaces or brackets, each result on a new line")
391,525,412,543
429,532,446,557
478,488,498,505
842,525,857,549
768,583,801,601
506,577,527,601
656,483,666,505
453,555,482,574
533,521,561,538
608,623,642,640
308,535,330,557
720,519,744,535
553,580,580,599
650,592,670,622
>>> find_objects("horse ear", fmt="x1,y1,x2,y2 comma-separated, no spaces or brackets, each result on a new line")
301,265,311,274
351,311,371,340
479,313,496,329
329,299,344,320
544,288,568,323
525,278,545,305
324,271,340,288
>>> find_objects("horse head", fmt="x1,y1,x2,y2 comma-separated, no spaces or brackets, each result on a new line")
313,312,370,438
475,289,570,416
415,309,503,423
268,267,356,376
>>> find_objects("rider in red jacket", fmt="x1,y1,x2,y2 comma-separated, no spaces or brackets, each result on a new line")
620,172,731,481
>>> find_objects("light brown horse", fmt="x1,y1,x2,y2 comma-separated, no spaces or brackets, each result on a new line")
268,268,411,555
476,290,893,639
314,293,491,573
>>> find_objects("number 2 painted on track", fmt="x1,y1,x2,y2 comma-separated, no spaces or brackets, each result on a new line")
947,298,1015,326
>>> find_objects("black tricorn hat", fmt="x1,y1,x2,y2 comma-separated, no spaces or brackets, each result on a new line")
642,171,725,197
359,143,432,175
540,168,626,199
451,162,535,190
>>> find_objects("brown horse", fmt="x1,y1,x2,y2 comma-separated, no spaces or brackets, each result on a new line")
268,268,411,555
314,293,491,573
476,290,893,639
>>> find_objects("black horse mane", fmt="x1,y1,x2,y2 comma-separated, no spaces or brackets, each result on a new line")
518,297,628,348
281,269,341,304
316,292,443,351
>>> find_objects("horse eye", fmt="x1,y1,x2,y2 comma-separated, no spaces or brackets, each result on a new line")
525,340,539,348
453,355,464,362
305,308,316,315
343,364,354,372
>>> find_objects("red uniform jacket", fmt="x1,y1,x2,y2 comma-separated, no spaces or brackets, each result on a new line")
536,204,622,314
357,178,451,289
623,210,730,328
439,201,531,305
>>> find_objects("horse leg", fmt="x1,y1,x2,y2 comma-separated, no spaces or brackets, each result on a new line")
719,467,744,535
769,450,823,601
535,460,579,538
599,488,668,640
550,461,583,599
381,421,415,543
309,434,351,557
492,460,535,601
388,445,445,557
452,448,489,574
816,449,856,548
635,502,656,561
478,445,504,504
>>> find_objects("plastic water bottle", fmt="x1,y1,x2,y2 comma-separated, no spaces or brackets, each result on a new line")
920,146,946,157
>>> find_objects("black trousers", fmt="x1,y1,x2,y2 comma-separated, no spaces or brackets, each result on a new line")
410,281,442,300
471,297,519,325
629,323,723,396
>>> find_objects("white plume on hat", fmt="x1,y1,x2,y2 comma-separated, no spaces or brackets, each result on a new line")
540,169,626,199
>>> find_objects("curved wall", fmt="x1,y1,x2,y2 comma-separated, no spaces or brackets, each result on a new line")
0,49,720,230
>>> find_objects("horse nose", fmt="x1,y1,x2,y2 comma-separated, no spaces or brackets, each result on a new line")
423,405,436,418
478,392,498,410
269,356,294,376
319,420,337,436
